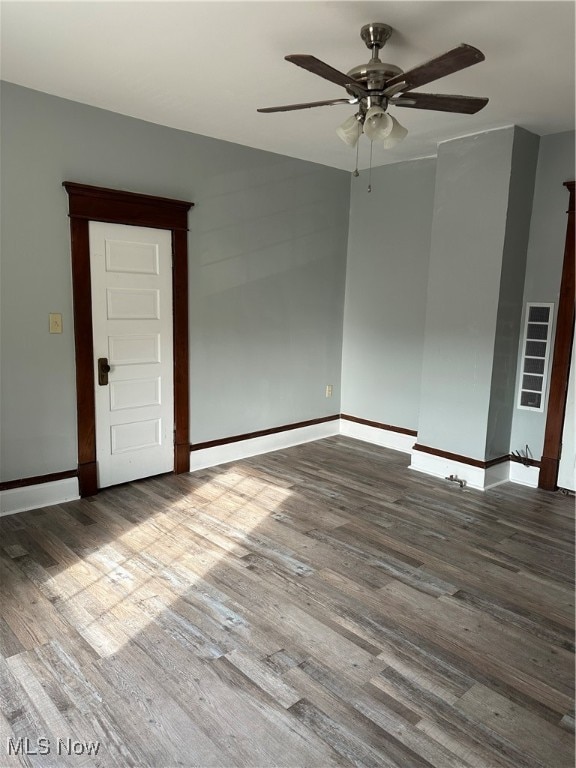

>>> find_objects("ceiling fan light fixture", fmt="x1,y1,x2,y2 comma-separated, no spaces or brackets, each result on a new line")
336,113,362,147
362,106,393,142
380,115,408,148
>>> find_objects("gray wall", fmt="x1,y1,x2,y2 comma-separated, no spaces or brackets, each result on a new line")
1,79,573,484
0,82,350,481
485,127,539,459
417,128,520,460
509,130,576,459
341,158,436,430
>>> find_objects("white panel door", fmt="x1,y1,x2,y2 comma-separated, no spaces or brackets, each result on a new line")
557,327,575,492
89,222,174,488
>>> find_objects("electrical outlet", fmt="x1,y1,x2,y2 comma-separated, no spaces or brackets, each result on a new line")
49,313,63,334
325,384,333,398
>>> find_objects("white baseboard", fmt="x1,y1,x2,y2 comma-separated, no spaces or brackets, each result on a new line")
409,450,509,491
409,449,487,490
0,478,80,517
190,420,340,472
508,461,540,487
339,419,415,454
0,423,543,516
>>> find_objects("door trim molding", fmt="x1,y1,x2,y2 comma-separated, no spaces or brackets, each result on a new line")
63,182,193,496
539,181,575,490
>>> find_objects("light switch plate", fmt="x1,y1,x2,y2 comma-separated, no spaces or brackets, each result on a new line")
49,313,63,334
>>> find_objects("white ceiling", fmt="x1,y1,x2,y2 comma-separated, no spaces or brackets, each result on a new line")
1,0,574,170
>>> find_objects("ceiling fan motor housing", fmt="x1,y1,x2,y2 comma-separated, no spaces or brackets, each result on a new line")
346,61,403,89
347,23,403,114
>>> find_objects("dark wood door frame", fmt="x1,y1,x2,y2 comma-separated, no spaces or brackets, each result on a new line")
63,182,194,496
539,180,575,490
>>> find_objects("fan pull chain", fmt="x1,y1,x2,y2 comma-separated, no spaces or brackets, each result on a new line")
368,140,373,193
352,123,362,178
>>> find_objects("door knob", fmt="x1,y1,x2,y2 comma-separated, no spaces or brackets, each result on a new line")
98,357,111,386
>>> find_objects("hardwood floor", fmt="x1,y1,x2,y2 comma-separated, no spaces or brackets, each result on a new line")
0,436,573,767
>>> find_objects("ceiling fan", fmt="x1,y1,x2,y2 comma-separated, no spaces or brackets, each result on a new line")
258,23,488,150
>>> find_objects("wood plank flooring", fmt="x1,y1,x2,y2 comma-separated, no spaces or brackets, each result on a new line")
0,436,574,767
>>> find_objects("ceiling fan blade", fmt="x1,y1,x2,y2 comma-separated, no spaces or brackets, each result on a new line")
392,92,489,114
258,98,354,113
285,54,367,98
384,44,485,93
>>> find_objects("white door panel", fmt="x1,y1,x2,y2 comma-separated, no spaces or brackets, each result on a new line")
90,222,173,488
111,419,161,454
106,288,160,319
109,377,161,411
104,239,160,274
108,334,161,365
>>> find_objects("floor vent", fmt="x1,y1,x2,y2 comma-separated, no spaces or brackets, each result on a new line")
517,303,554,411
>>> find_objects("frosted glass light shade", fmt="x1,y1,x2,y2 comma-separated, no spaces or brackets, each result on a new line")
336,114,361,147
381,115,408,148
363,106,393,142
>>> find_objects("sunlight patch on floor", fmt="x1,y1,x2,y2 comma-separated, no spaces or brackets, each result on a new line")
50,466,293,657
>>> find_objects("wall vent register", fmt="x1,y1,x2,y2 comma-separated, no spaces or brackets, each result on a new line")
517,303,554,411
